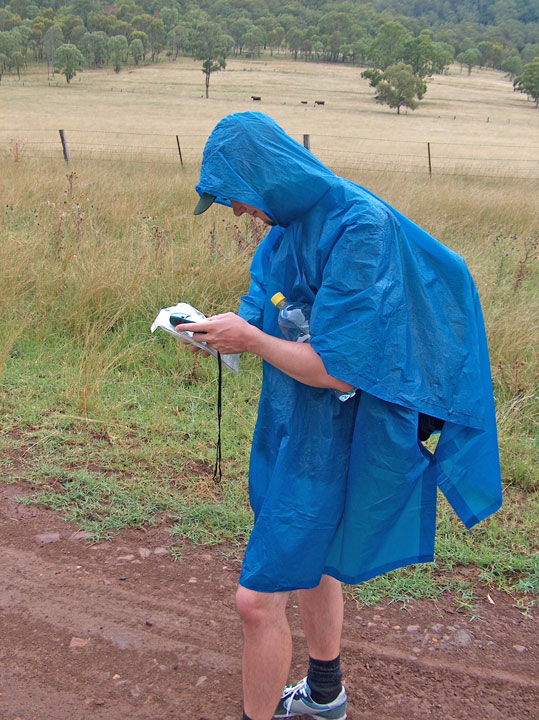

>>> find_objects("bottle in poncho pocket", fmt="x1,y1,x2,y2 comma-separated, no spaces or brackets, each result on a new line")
271,292,311,343
271,292,356,403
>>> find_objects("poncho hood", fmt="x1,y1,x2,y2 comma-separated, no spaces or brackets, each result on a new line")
196,112,338,226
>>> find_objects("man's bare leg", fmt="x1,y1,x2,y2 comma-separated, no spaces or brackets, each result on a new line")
297,575,343,660
236,585,292,720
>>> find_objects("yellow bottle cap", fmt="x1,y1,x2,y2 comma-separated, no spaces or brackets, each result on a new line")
271,292,286,307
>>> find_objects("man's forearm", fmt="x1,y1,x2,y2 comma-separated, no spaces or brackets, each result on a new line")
246,326,353,392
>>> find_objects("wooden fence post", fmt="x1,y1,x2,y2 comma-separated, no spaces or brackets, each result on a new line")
59,129,70,164
176,135,184,166
427,142,432,176
303,134,311,151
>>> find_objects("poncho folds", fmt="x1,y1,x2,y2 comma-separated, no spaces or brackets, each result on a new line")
196,112,502,593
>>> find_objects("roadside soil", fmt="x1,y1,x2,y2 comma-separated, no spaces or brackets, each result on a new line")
0,480,537,720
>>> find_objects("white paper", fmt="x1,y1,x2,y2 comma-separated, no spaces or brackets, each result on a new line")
151,303,240,374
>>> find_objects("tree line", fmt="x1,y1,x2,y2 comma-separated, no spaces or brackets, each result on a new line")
0,0,537,107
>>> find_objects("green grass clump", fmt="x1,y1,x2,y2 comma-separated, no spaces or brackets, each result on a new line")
18,464,176,537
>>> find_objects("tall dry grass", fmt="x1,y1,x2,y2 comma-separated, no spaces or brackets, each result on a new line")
1,159,262,410
1,155,536,487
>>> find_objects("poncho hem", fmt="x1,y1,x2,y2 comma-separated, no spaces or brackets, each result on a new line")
238,554,435,593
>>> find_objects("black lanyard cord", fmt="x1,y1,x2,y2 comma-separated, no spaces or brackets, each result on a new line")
213,351,222,484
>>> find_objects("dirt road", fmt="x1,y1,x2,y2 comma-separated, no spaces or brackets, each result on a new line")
1,481,537,720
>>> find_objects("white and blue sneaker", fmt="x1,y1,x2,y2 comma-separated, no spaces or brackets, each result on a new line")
273,677,347,719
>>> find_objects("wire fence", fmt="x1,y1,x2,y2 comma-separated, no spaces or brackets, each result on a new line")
2,127,538,180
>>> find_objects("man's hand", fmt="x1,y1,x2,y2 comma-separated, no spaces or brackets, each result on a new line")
175,312,260,355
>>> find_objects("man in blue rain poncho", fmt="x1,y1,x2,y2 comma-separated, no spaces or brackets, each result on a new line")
178,112,502,720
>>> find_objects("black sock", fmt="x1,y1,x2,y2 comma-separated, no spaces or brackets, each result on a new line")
242,712,253,720
307,655,343,704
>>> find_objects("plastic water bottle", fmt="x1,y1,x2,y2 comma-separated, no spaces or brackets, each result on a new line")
271,291,356,403
271,292,311,343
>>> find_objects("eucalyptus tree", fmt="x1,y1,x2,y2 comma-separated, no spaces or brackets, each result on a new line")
54,42,84,82
256,16,278,50
116,1,139,24
229,16,251,56
0,9,18,31
78,30,108,67
129,30,149,61
456,47,481,74
168,23,188,60
191,21,233,98
147,16,165,61
0,30,17,82
368,21,410,70
326,30,342,62
13,24,32,60
242,25,265,58
286,27,302,60
131,13,153,36
30,15,53,60
402,31,437,77
108,34,127,72
432,41,455,73
160,6,180,32
86,11,120,36
267,25,285,55
43,23,63,78
477,41,502,68
68,0,100,26
514,56,539,106
12,48,24,78
521,44,539,64
363,62,427,114
129,36,144,65
502,54,523,79
56,15,84,44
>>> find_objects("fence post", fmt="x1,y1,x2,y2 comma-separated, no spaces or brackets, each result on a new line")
59,129,70,164
427,141,432,176
176,135,184,167
303,134,311,151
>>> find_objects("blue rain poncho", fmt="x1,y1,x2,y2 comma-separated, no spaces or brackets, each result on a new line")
196,112,502,593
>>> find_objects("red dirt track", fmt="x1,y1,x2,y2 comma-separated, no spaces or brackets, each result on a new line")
1,481,537,720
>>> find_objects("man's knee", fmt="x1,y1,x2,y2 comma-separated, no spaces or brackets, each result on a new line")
236,585,287,628
236,585,268,626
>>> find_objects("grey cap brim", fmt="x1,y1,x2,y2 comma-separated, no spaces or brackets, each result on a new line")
193,193,216,215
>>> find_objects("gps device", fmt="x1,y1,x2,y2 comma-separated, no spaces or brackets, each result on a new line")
169,313,197,327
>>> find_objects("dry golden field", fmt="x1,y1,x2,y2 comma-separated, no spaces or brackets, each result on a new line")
1,55,538,178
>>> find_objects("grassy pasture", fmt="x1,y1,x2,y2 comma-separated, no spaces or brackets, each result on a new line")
0,57,537,607
1,56,538,176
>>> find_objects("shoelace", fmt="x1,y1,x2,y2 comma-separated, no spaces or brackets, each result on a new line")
283,678,310,713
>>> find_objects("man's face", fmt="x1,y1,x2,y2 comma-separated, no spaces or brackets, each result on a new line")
230,200,275,226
